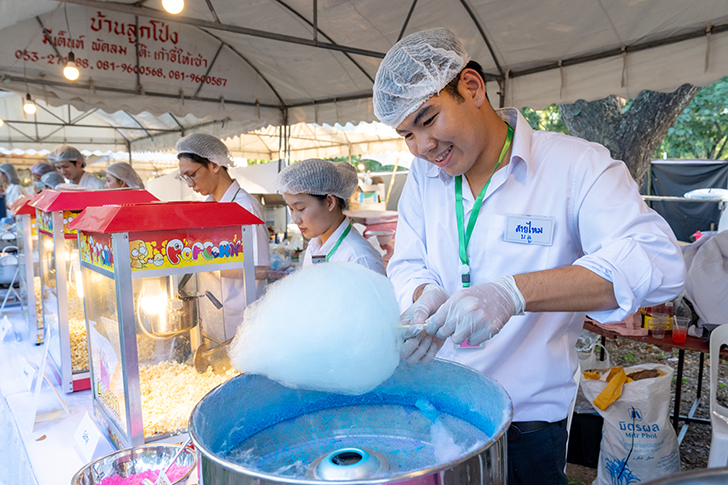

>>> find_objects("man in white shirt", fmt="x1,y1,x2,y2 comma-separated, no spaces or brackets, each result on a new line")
49,145,105,189
374,28,685,485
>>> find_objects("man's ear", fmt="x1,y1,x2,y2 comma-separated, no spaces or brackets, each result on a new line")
459,69,487,108
210,162,222,174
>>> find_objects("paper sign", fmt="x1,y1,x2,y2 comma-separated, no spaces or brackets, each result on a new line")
0,315,13,341
74,412,103,463
156,471,173,485
20,358,37,391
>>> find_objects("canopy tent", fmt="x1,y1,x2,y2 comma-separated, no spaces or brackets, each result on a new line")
0,0,725,134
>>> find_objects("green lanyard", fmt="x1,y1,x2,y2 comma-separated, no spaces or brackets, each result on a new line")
455,124,514,287
231,187,241,202
326,222,352,262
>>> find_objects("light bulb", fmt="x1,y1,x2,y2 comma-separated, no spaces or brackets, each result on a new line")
0,119,4,127
63,51,80,81
162,0,184,14
357,163,365,171
23,93,36,115
141,293,168,315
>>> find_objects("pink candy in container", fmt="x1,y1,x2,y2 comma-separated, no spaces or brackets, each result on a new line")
71,444,195,485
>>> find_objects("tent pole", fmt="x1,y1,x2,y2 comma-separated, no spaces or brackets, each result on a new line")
128,140,132,166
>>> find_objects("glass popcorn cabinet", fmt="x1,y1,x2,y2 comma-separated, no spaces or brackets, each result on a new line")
68,201,263,449
30,190,159,393
10,196,43,344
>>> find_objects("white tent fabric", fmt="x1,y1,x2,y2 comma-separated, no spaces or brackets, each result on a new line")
225,121,408,161
0,0,725,128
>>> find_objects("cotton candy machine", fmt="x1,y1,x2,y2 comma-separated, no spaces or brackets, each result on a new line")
190,359,512,484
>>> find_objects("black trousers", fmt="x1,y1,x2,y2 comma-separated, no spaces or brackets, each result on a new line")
507,419,568,485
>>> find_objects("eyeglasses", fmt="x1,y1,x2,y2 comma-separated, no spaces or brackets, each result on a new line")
180,165,204,186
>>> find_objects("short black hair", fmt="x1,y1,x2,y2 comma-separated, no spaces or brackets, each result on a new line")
311,193,348,211
441,60,490,103
177,152,228,171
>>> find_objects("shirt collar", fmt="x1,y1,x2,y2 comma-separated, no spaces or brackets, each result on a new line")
312,217,350,255
206,179,240,202
422,107,534,180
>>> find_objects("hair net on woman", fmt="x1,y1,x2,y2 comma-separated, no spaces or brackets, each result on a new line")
41,171,66,189
0,163,21,185
275,159,358,200
106,162,145,189
372,27,469,128
49,145,86,167
30,162,55,177
175,133,235,167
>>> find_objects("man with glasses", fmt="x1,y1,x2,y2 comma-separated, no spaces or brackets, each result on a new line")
176,133,270,335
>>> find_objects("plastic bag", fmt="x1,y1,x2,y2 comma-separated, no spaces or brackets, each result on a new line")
575,342,611,414
581,363,680,484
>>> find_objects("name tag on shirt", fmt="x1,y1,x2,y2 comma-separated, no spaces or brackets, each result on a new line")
504,214,554,246
312,255,327,264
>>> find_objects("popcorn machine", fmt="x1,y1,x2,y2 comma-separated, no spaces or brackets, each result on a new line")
30,190,159,393
68,201,263,449
9,195,43,344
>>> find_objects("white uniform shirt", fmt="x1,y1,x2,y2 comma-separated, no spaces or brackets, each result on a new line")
77,172,105,189
387,108,685,422
302,217,385,275
206,180,270,335
4,183,27,213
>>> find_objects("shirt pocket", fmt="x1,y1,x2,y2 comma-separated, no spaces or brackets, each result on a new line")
482,214,553,280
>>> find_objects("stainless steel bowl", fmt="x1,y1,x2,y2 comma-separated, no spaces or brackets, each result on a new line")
71,444,196,485
190,359,513,484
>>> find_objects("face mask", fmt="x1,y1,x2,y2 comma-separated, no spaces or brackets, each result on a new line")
35,181,44,190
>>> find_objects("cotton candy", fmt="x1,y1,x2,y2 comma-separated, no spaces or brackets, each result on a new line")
228,262,401,395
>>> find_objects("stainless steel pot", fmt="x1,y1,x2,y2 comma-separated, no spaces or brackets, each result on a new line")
189,359,513,484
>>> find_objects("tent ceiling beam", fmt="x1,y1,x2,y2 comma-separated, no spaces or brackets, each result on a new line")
37,102,70,125
55,0,387,59
0,139,122,146
70,107,99,125
200,29,285,105
168,113,186,135
458,0,504,78
397,0,418,41
271,0,375,83
40,124,68,142
124,109,154,138
36,16,64,61
5,123,39,143
3,119,180,132
193,42,224,97
203,0,220,23
6,74,281,109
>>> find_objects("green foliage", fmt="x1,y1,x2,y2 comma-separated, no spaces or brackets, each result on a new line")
655,77,728,160
521,105,569,134
720,382,727,389
624,353,636,363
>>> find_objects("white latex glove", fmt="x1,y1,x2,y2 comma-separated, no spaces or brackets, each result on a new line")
399,284,449,364
426,276,526,346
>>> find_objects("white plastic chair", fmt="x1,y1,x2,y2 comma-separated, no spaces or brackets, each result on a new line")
708,324,728,467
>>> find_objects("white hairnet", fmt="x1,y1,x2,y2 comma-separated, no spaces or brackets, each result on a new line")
275,159,358,200
175,133,235,167
0,163,21,185
49,145,86,167
106,162,145,189
30,162,55,177
373,28,469,128
41,171,65,189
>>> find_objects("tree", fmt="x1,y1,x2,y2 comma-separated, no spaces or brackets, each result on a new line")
557,84,700,188
655,77,728,160
521,105,569,134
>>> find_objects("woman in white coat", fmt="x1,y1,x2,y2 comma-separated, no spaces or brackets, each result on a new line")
276,158,385,275
176,133,270,335
0,163,27,215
